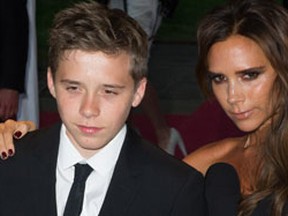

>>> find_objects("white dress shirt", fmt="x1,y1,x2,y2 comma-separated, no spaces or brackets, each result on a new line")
56,124,126,216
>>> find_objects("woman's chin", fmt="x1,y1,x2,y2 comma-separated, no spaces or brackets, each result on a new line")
233,122,259,133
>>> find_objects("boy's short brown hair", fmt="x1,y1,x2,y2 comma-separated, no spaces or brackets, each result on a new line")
48,1,148,84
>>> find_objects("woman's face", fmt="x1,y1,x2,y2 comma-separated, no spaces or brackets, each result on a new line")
207,35,277,132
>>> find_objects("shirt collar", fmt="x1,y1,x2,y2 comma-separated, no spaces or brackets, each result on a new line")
58,124,126,176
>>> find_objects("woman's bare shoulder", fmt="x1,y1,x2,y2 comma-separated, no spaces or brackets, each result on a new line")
183,137,242,175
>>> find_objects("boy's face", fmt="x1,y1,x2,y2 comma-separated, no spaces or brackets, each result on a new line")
47,50,146,158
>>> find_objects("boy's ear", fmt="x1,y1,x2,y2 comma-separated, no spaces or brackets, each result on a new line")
132,78,147,107
47,67,56,98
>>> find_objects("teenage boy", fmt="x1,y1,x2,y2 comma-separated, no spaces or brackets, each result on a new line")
0,2,205,215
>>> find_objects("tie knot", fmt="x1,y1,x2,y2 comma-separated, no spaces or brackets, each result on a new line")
74,163,93,183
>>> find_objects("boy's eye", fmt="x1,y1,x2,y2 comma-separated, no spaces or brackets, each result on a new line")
104,89,118,95
66,86,78,91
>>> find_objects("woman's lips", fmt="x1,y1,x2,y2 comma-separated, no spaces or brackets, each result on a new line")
230,110,252,120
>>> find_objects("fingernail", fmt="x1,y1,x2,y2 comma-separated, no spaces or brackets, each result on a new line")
8,149,14,156
14,131,22,139
1,152,7,160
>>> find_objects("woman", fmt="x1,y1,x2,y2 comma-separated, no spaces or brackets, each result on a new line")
184,0,288,215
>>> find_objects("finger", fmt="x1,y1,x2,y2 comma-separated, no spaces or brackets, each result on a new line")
25,121,37,131
13,121,37,139
3,127,15,157
0,124,8,160
0,120,37,159
4,119,20,133
2,119,19,157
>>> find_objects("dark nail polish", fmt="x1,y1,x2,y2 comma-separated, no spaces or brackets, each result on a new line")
1,152,7,160
8,149,14,156
14,131,22,138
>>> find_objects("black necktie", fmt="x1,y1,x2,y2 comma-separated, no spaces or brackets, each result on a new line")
63,163,93,216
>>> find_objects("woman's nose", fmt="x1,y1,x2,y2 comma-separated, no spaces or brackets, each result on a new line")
227,82,245,105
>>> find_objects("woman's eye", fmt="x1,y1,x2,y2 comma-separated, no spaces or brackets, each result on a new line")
243,71,260,80
209,74,226,84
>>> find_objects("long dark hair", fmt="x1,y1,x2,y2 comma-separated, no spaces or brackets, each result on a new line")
196,0,288,215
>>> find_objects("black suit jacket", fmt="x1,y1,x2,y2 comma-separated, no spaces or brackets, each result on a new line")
0,123,205,216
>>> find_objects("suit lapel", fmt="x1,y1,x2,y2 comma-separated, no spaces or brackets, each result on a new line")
31,123,61,216
99,128,147,216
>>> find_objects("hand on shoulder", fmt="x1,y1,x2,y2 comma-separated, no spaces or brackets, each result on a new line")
0,119,36,160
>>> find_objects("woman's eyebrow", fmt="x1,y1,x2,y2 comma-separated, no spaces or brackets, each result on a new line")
207,66,266,75
235,66,266,74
